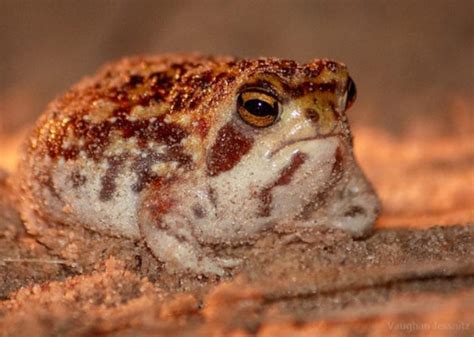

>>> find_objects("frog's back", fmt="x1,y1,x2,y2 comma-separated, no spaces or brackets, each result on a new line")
17,54,244,238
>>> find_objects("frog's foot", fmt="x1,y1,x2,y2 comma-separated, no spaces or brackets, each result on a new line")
140,226,237,276
215,256,242,268
138,190,239,275
312,164,380,237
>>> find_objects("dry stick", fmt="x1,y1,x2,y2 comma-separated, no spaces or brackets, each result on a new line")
1,257,71,265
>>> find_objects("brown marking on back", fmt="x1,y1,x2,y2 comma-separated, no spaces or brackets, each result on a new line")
38,171,62,201
282,81,339,99
70,170,87,188
31,55,350,166
258,152,308,217
99,155,126,201
126,74,144,87
325,61,339,72
208,186,218,209
62,145,80,161
41,112,189,161
81,118,114,160
302,62,323,78
131,146,193,193
207,122,254,176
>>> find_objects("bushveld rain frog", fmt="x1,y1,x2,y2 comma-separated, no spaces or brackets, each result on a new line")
17,55,380,275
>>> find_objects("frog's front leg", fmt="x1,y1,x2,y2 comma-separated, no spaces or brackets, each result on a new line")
138,179,239,276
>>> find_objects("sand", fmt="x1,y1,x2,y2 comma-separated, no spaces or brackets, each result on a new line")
0,128,473,337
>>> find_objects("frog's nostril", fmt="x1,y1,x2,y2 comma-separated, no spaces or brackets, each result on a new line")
305,108,320,123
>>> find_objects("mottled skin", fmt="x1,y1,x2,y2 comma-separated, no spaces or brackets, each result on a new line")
17,54,380,275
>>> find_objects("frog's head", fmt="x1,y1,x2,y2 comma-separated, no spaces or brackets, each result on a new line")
199,59,380,239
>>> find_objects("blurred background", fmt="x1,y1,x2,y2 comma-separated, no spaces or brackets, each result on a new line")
0,0,472,136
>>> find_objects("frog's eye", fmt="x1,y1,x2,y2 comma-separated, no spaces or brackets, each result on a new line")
345,77,357,110
237,90,280,128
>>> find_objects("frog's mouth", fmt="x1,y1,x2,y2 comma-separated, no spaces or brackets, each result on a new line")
268,132,342,158
257,135,346,219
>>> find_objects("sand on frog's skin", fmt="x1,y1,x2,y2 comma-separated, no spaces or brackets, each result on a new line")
0,128,473,336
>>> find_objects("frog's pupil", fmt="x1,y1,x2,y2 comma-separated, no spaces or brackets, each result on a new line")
244,99,277,117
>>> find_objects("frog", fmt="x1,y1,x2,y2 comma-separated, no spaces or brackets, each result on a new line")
16,54,380,275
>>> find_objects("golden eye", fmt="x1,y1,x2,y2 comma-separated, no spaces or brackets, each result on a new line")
237,90,280,128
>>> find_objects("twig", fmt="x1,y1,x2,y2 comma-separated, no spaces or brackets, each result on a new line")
1,257,71,265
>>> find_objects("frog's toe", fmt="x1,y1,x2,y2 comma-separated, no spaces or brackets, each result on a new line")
216,256,242,268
